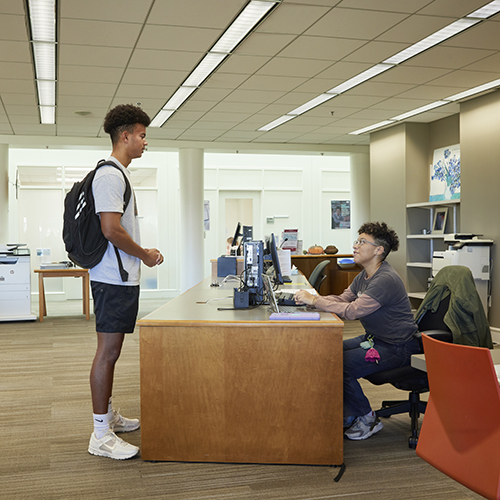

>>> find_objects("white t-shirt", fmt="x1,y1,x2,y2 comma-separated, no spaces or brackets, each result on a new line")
89,157,141,286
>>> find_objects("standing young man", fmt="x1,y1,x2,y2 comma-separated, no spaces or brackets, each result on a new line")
88,104,164,460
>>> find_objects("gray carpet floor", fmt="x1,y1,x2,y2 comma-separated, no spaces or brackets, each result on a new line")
0,299,483,499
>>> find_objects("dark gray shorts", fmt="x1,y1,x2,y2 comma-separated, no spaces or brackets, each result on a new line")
91,281,140,333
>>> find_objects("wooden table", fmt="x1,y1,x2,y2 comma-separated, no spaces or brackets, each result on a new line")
291,254,362,295
34,268,90,322
138,275,344,465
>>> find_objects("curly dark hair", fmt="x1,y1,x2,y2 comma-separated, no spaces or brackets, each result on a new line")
103,104,151,145
358,221,399,259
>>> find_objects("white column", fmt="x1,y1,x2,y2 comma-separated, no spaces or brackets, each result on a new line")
0,144,8,243
350,152,370,238
179,148,204,292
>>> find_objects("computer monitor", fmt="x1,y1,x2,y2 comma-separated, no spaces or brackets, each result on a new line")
230,222,242,256
269,233,284,285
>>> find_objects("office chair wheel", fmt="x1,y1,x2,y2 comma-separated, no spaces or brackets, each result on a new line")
408,436,418,449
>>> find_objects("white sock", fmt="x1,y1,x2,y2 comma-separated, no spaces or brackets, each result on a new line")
107,396,114,422
93,413,110,439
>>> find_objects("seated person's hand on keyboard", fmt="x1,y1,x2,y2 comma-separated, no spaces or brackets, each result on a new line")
295,290,318,307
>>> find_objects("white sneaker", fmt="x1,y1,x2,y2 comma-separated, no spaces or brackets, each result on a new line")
88,430,139,460
110,409,140,433
344,414,383,441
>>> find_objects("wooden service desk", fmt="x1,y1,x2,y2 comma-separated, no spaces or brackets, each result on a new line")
290,254,361,296
34,268,90,322
138,275,344,465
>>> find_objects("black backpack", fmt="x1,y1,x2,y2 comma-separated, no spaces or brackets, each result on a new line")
62,159,131,281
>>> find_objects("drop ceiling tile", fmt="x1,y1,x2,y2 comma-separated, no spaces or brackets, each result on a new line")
224,89,286,103
443,21,500,51
12,124,56,135
376,14,457,44
336,0,432,13
284,0,341,6
238,75,307,92
278,36,366,62
292,78,343,94
59,45,133,68
348,81,417,97
210,101,268,114
121,68,186,87
0,41,31,63
180,100,218,113
427,70,500,89
1,93,37,105
0,79,35,94
178,129,227,141
418,0,489,18
0,3,25,14
217,54,271,75
343,41,411,64
396,85,469,100
138,25,220,52
315,60,373,81
190,87,234,102
304,7,409,39
322,94,388,108
0,13,29,42
256,3,331,35
373,65,452,85
234,33,297,57
203,73,251,90
58,65,123,84
115,84,177,100
369,97,440,112
57,95,113,108
58,82,118,97
405,46,497,69
61,0,153,23
148,0,244,29
57,116,104,126
128,49,203,71
258,57,333,78
3,104,38,116
0,62,33,80
60,19,143,48
463,52,500,73
216,131,264,142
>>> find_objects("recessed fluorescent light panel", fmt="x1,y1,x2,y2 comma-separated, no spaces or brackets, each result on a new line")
27,0,57,125
446,78,500,101
327,64,394,94
257,114,295,132
391,101,449,121
150,0,281,128
383,19,480,65
467,0,500,19
349,120,396,135
288,94,337,116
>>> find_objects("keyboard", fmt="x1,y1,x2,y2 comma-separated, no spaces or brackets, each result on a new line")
279,305,304,313
278,292,296,306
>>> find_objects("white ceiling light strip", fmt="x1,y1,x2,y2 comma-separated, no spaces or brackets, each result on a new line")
349,76,500,135
150,0,280,128
383,19,480,65
467,0,500,19
259,5,489,133
27,0,57,125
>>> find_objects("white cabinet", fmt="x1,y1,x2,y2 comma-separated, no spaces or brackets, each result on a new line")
0,251,36,321
406,200,460,300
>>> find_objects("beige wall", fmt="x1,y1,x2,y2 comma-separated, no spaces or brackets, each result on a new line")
369,90,500,327
369,123,407,278
460,90,500,326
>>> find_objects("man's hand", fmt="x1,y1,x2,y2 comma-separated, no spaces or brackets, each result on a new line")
295,290,316,306
143,248,164,268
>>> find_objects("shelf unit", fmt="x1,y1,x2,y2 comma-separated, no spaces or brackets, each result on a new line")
406,199,460,301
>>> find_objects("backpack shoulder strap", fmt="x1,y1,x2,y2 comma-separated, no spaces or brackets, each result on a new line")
96,159,132,212
94,159,132,283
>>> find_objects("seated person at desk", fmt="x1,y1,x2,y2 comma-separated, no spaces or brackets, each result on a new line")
295,222,420,440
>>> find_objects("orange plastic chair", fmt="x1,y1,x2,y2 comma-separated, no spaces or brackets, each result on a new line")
417,333,500,500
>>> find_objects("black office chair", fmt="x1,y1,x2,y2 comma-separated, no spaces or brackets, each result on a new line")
365,265,493,448
364,295,452,449
308,260,330,293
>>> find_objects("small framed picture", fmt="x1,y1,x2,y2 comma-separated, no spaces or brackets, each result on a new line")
432,207,448,234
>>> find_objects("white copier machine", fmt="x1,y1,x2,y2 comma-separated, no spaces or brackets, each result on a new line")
0,244,36,322
432,234,493,315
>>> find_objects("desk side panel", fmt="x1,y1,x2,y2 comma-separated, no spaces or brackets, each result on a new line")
140,323,343,465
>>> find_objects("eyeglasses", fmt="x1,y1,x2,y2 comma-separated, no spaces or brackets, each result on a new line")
353,238,379,247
